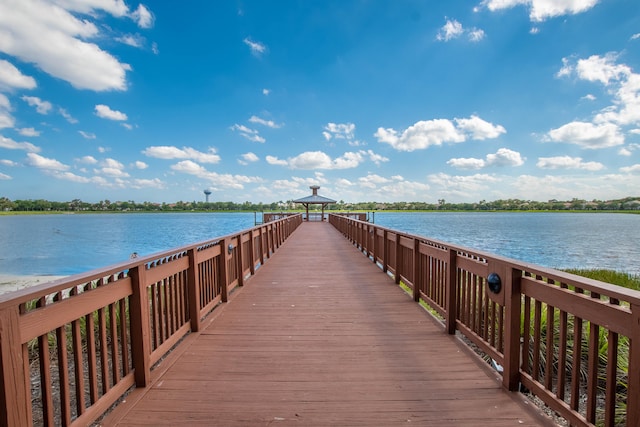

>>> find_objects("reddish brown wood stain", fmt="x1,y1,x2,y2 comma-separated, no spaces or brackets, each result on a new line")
103,222,553,426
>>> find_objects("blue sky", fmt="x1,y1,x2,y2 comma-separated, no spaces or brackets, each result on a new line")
0,0,639,204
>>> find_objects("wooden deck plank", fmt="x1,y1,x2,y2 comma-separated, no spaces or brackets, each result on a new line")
103,222,554,426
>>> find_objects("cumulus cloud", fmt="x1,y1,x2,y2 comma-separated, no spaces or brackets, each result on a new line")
322,122,364,146
557,54,640,129
544,121,624,149
267,150,386,170
0,1,144,91
238,152,259,165
0,135,39,152
262,88,270,95
26,152,69,171
428,172,500,199
133,160,148,169
480,0,600,22
266,155,288,166
95,104,128,121
0,59,36,89
536,156,605,170
448,148,524,169
171,160,262,190
22,96,52,114
116,33,145,48
76,155,97,164
620,164,640,174
375,116,504,152
249,115,281,128
437,18,485,42
0,172,10,180
18,127,40,137
0,95,13,128
243,37,266,55
143,146,221,164
231,124,266,143
132,4,154,28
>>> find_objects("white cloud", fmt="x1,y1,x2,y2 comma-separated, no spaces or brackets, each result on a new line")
448,148,524,169
22,96,52,114
481,0,600,22
266,155,288,166
171,160,261,190
376,119,464,151
18,127,40,137
132,4,154,29
249,115,281,128
437,19,464,41
76,155,97,164
536,156,605,170
0,59,36,89
59,108,78,124
437,19,484,42
428,172,500,199
0,95,13,128
131,178,164,189
581,94,596,101
78,131,96,139
0,135,39,152
262,88,270,95
0,1,136,91
455,115,506,139
365,150,389,166
231,124,266,143
0,159,17,166
632,33,640,41
545,121,624,149
0,172,10,180
26,152,69,171
324,122,356,140
116,34,145,48
620,164,640,174
142,146,221,164
238,152,259,165
243,37,266,55
95,104,127,121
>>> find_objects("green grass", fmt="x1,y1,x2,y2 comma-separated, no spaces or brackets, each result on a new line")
563,269,640,291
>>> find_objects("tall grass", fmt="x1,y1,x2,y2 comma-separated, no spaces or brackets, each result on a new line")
563,269,640,291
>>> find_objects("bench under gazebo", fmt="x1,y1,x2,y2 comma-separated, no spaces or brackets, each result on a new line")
293,185,336,221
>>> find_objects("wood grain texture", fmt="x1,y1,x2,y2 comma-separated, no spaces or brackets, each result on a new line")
104,222,553,426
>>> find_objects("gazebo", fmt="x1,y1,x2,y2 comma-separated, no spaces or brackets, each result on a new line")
293,186,336,221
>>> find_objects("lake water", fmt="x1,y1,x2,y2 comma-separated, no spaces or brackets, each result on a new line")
0,212,638,276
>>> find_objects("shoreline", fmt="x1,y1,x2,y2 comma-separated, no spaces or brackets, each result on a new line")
0,274,68,295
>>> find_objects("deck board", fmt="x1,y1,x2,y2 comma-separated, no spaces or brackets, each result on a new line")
103,221,554,426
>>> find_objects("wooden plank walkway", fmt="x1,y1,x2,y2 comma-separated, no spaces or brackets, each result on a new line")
102,222,554,426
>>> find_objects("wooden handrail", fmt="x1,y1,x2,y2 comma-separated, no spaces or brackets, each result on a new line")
328,213,640,427
0,214,303,427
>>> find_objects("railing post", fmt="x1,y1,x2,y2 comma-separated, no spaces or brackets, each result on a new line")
413,238,420,302
249,230,256,275
237,235,245,286
382,229,388,273
0,306,30,427
258,227,265,265
372,226,378,265
628,303,640,426
445,248,457,335
502,267,522,391
394,232,402,285
220,238,229,302
187,248,201,332
128,264,151,387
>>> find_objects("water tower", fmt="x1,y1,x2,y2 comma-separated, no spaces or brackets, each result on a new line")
204,189,212,202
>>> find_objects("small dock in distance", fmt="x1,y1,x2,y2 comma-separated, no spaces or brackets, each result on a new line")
103,221,551,426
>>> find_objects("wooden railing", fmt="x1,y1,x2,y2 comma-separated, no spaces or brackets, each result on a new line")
328,214,639,427
0,215,303,427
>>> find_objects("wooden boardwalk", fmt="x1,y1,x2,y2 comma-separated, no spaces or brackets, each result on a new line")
102,222,553,426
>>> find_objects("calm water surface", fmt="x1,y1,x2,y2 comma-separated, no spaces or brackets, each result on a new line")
374,212,639,275
0,212,638,276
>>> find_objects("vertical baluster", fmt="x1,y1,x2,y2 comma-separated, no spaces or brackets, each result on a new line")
545,303,555,392
522,295,531,375
586,291,600,423
37,296,54,426
604,298,619,427
97,278,109,394
532,299,542,382
69,287,86,416
54,291,71,426
85,283,98,403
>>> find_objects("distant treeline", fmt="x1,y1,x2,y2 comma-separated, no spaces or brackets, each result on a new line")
1,196,639,213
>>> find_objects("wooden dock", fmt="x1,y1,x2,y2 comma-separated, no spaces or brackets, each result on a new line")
102,221,552,426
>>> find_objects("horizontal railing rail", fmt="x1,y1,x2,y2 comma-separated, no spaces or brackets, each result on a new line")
0,214,303,427
328,213,639,427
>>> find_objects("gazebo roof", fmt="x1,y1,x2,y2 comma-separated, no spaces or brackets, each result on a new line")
292,186,336,205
